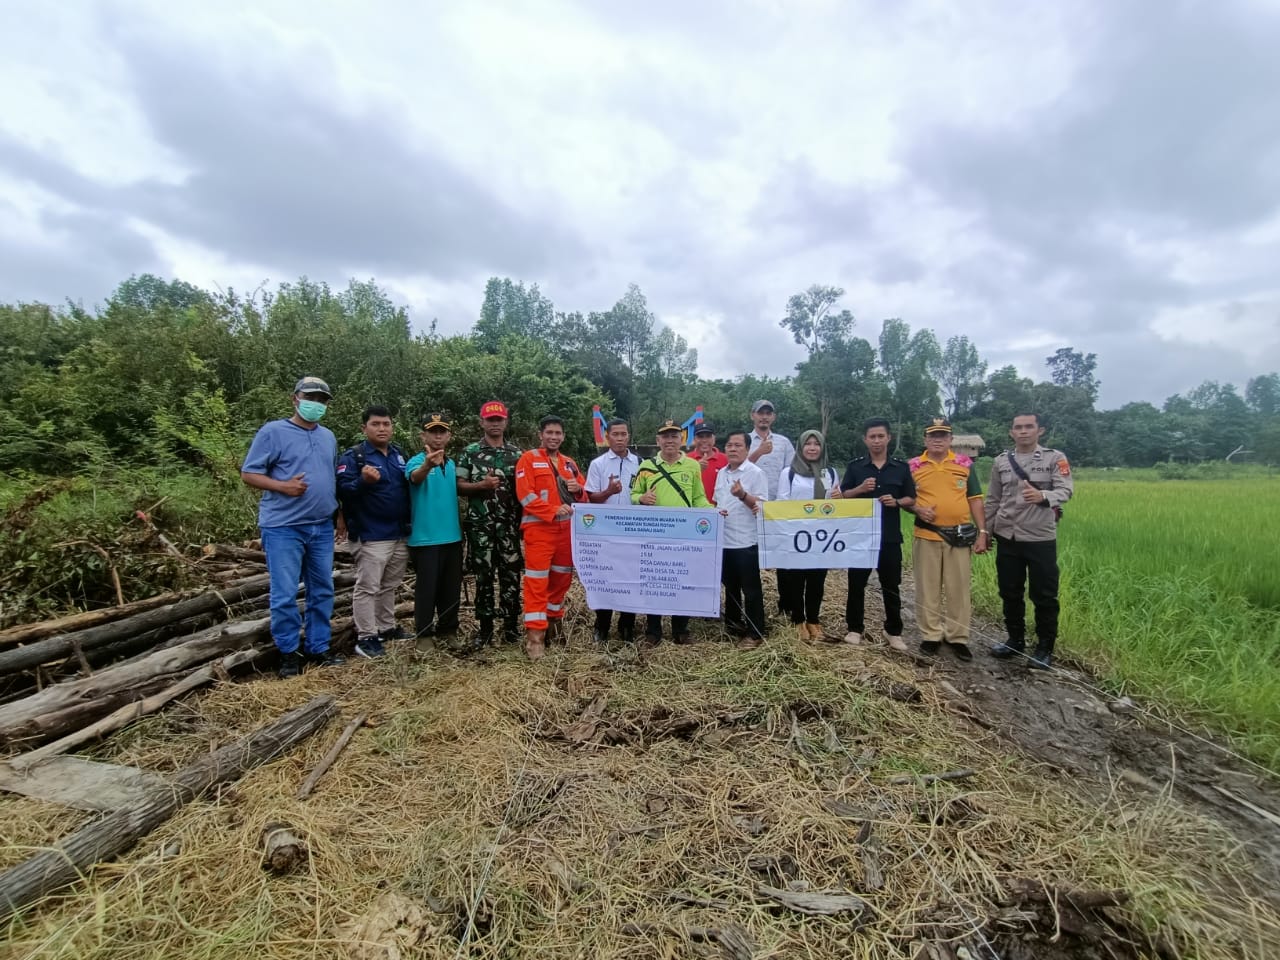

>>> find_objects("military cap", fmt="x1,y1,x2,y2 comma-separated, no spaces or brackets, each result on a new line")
924,416,953,435
657,419,683,435
420,413,451,431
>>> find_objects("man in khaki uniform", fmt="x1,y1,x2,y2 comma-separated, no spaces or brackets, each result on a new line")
985,413,1074,669
908,417,989,660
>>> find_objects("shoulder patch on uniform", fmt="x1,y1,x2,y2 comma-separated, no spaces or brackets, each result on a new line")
337,464,347,473
515,469,525,478
1058,459,1071,475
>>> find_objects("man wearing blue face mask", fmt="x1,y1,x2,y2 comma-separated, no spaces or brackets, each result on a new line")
241,376,345,679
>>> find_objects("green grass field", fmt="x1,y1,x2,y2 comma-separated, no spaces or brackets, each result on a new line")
964,467,1280,768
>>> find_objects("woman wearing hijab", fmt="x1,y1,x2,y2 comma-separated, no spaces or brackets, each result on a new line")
776,429,841,639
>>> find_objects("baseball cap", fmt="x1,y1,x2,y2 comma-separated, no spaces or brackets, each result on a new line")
751,399,775,414
694,422,715,436
293,376,332,398
420,413,452,431
657,418,683,435
479,400,508,419
924,416,952,435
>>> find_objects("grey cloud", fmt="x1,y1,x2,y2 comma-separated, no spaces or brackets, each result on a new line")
4,22,588,289
0,199,162,307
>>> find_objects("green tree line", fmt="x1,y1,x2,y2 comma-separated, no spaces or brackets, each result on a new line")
1,273,1276,619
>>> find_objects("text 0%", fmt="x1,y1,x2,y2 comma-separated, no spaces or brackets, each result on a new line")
792,528,846,554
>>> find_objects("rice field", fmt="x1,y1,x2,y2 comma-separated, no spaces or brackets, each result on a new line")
964,468,1280,768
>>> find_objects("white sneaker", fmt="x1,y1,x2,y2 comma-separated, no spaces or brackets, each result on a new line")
885,634,909,652
843,631,863,645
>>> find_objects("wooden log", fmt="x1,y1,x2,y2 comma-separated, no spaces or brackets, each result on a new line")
11,647,269,769
0,592,188,648
200,544,268,564
0,575,273,678
296,712,367,799
0,694,337,920
0,619,271,747
1,675,186,747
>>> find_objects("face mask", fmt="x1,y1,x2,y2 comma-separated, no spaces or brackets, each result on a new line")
297,400,328,422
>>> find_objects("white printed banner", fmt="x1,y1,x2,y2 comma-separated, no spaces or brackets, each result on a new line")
756,499,882,570
570,504,724,617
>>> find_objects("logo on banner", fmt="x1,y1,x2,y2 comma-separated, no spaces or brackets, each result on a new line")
803,503,816,514
696,518,711,535
581,514,596,528
820,502,835,515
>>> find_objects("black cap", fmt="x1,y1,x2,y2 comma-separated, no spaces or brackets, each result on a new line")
924,416,952,435
420,413,451,431
657,418,683,435
694,422,715,436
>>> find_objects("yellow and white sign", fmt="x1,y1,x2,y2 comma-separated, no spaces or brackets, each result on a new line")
756,499,882,570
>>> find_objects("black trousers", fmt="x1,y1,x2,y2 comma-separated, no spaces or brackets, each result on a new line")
411,541,463,637
722,545,766,639
777,568,827,624
594,609,636,635
645,616,690,638
994,535,1059,650
846,541,903,635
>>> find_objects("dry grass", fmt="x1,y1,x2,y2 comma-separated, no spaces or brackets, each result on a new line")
2,581,1278,960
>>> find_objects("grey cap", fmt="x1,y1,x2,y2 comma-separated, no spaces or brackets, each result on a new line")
751,399,775,414
293,376,333,398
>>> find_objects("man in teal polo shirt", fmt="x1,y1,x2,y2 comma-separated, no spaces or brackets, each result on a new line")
406,414,463,650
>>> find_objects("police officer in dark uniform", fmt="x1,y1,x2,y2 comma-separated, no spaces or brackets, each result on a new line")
840,417,916,651
985,412,1074,669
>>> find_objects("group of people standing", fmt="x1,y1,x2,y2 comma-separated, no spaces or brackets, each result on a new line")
240,379,1073,678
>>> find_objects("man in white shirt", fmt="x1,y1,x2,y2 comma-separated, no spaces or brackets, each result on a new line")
584,417,642,645
746,399,796,500
746,399,795,615
714,430,770,649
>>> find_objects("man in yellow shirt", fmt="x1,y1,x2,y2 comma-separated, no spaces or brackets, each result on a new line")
631,418,711,644
908,417,989,660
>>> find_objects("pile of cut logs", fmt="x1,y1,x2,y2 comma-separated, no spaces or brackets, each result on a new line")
0,543,375,919
0,544,359,753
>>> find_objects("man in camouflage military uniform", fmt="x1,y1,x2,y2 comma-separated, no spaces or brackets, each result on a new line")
456,400,524,646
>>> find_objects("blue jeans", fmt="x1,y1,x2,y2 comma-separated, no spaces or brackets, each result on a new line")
261,522,335,655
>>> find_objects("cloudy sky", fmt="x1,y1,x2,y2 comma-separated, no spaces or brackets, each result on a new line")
2,0,1278,408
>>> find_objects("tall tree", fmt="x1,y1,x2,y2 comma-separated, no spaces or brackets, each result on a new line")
878,319,942,446
1045,347,1100,403
1246,373,1280,416
936,335,988,419
473,278,555,352
780,284,855,354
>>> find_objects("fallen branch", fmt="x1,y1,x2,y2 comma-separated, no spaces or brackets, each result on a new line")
0,618,272,746
200,544,268,564
755,884,872,918
888,768,976,786
0,591,188,648
54,541,125,607
296,711,367,799
0,693,337,920
10,646,268,770
0,575,273,679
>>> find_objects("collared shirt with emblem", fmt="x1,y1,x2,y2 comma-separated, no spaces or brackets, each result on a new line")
455,440,523,525
713,460,768,548
631,454,711,508
585,449,641,506
985,445,1073,542
909,449,982,542
515,448,586,526
841,456,916,544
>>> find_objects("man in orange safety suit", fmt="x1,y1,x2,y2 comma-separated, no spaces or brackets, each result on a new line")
514,414,587,660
